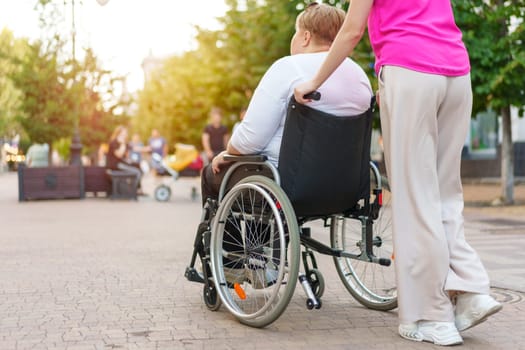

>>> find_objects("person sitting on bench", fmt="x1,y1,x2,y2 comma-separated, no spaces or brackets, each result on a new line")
106,125,144,196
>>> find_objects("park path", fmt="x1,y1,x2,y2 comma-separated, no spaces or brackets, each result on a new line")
0,172,523,349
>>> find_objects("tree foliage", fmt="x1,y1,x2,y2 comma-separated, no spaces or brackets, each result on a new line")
0,29,28,139
453,0,525,116
453,0,525,203
10,39,76,146
75,48,131,156
1,0,130,160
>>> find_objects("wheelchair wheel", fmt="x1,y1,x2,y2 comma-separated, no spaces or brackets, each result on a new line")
154,184,171,202
210,175,300,328
203,280,221,311
330,171,397,311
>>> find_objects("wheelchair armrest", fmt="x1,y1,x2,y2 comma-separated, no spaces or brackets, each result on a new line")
223,154,267,163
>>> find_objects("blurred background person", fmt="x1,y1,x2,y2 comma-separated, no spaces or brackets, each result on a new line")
106,125,144,195
129,133,144,164
202,107,229,163
147,128,168,175
26,142,49,167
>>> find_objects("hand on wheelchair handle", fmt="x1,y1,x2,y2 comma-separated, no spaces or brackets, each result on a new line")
303,91,321,101
294,80,319,104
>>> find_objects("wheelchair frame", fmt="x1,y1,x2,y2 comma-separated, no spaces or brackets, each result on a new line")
185,155,397,328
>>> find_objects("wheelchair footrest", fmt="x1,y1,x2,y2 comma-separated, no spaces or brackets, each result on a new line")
185,266,205,284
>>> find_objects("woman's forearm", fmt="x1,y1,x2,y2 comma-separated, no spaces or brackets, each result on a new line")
294,0,373,103
311,0,372,89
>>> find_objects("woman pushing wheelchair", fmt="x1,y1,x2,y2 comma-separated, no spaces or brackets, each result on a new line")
294,0,501,346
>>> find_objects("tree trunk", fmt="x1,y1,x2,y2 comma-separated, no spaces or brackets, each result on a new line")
500,105,514,204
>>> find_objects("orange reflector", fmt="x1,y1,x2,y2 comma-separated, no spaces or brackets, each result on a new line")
391,253,395,260
234,283,246,300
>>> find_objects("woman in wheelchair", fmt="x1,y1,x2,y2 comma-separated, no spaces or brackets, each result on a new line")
201,2,372,204
185,3,393,328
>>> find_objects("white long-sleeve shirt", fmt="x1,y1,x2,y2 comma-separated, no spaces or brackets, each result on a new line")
229,52,373,167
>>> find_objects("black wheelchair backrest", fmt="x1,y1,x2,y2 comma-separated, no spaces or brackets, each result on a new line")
278,97,373,217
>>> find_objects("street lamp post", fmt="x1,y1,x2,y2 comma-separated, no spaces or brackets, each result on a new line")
68,0,109,166
68,0,82,166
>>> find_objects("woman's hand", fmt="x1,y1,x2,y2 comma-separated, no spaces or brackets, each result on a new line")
211,151,229,174
293,80,318,104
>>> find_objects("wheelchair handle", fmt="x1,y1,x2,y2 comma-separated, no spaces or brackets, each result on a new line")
303,91,321,101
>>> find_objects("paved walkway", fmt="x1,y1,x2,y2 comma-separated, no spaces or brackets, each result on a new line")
0,171,524,349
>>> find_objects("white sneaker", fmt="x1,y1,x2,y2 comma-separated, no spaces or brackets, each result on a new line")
399,322,463,346
455,293,502,331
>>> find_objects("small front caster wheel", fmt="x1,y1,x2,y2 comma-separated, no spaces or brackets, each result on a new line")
203,281,221,311
154,185,171,202
306,298,315,310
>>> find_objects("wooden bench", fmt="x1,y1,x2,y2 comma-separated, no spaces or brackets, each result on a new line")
83,167,138,200
83,166,111,197
18,165,84,201
18,165,138,201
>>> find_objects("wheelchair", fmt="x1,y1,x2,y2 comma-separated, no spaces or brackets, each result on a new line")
185,96,396,328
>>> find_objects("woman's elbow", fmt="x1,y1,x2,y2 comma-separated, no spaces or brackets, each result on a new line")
226,143,241,155
344,26,365,46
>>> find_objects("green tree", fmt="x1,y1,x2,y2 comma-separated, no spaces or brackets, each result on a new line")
0,29,28,140
453,0,525,204
10,40,76,151
7,0,130,163
76,48,130,158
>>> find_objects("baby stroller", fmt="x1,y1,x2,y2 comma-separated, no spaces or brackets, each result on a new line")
152,143,203,202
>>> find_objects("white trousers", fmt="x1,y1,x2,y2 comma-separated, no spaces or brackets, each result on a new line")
378,66,490,324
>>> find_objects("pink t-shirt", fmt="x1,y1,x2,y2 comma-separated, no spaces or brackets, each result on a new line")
368,0,470,77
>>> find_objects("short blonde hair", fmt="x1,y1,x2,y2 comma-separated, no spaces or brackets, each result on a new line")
297,2,345,45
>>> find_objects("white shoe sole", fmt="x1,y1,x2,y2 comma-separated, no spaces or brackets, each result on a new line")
420,332,463,346
399,323,463,346
456,303,503,331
